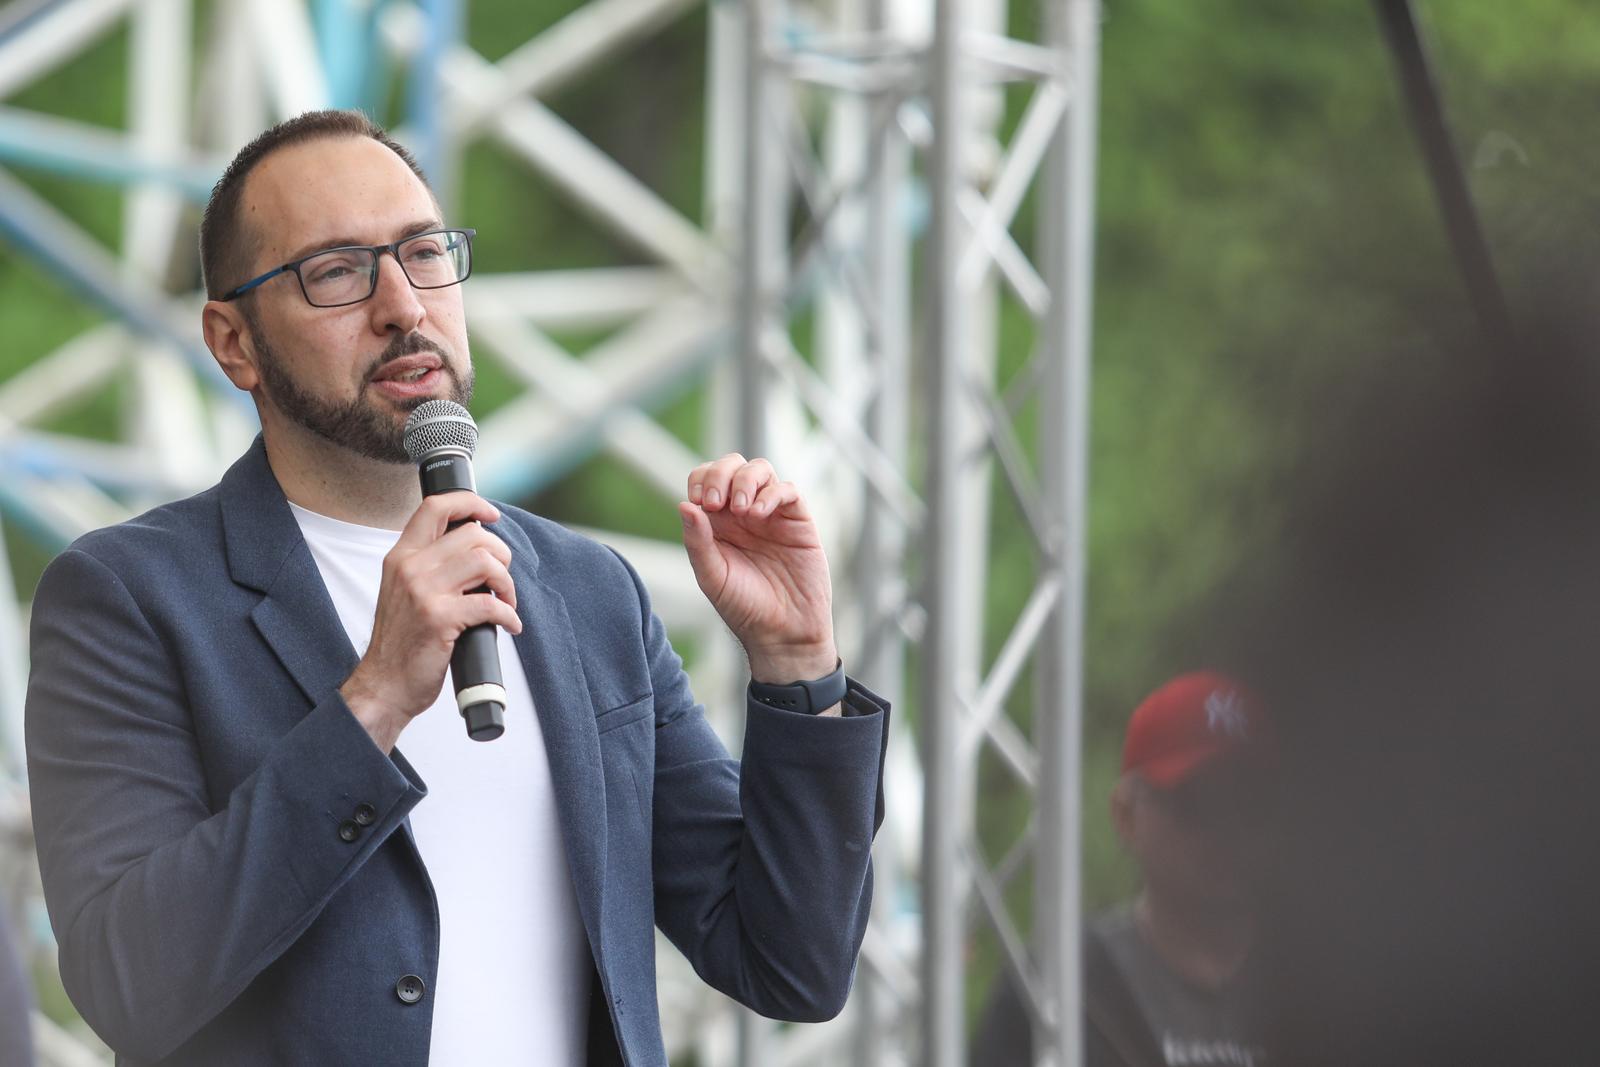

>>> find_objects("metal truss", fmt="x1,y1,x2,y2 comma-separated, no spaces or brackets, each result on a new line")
706,0,1100,1063
0,1,1099,1064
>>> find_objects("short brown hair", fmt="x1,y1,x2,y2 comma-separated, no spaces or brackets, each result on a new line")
199,109,431,299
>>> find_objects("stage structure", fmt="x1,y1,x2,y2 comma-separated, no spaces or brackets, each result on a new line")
0,1,1099,1064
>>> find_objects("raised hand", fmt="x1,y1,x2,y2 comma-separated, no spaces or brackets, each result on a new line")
679,454,838,685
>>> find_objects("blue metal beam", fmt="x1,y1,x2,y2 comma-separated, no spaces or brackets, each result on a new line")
475,342,720,504
408,0,460,190
0,0,70,50
2,437,196,498
315,0,389,111
0,175,247,410
0,480,77,553
0,109,219,200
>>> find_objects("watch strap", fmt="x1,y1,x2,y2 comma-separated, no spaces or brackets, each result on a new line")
748,660,847,715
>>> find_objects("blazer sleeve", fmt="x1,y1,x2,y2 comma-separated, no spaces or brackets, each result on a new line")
24,548,425,1061
612,550,890,1023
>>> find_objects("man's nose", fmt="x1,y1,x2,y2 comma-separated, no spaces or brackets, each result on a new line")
367,251,425,334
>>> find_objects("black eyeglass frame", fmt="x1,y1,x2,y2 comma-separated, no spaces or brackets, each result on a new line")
218,227,476,308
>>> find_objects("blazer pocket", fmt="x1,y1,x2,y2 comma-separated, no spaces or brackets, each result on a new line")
594,694,652,735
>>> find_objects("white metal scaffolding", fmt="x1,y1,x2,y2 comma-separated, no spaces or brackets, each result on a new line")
0,1,1099,1063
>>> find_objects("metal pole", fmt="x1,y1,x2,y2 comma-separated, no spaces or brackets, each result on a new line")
1034,1,1099,1065
734,0,777,463
922,0,968,1062
125,0,210,503
858,16,912,716
698,0,752,838
1373,0,1513,357
411,0,461,210
853,9,912,1065
733,1,785,1062
314,0,379,110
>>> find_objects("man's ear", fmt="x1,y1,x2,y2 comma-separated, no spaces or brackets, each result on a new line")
201,300,261,393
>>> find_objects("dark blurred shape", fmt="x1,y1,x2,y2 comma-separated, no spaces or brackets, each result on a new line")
974,673,1274,1067
0,902,33,1067
1203,294,1600,1066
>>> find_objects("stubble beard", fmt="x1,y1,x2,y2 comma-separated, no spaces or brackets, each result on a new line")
247,312,475,464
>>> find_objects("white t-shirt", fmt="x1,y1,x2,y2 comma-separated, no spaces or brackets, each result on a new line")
290,503,590,1066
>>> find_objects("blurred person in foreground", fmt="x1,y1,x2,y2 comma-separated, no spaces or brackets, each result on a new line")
23,109,889,1066
0,903,32,1067
976,672,1271,1067
1199,295,1600,1065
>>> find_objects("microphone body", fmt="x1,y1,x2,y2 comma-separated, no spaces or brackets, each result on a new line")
405,402,507,742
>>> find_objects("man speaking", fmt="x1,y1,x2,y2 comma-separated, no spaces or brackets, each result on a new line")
24,110,888,1066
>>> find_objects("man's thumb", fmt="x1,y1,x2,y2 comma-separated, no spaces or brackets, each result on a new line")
678,502,726,594
679,501,712,555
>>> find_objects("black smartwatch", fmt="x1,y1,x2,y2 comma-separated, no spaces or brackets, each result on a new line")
748,660,847,715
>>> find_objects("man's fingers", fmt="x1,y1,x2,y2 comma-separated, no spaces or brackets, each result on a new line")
459,592,523,635
686,455,738,505
686,454,787,513
749,479,804,519
398,491,500,547
683,455,811,521
727,459,777,514
433,549,518,610
385,513,520,628
434,522,513,568
687,453,748,511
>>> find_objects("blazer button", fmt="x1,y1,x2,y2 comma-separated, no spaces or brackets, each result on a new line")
337,820,360,843
353,803,377,827
395,975,426,1004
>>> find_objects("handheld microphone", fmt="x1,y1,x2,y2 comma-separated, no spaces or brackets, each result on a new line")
402,399,507,742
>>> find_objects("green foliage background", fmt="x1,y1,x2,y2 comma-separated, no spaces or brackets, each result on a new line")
3,0,1596,1047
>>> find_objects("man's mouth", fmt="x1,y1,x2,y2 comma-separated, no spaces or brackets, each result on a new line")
370,353,444,386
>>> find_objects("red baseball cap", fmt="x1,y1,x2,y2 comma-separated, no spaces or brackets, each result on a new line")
1121,671,1269,788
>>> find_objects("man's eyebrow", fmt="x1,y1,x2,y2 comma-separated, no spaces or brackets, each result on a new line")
282,219,445,264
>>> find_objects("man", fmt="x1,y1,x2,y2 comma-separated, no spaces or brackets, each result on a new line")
24,110,888,1066
975,671,1268,1067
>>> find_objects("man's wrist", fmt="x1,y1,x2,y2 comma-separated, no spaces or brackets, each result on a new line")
746,643,839,685
340,674,405,754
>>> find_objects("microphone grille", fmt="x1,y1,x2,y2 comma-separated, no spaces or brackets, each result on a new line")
403,399,478,462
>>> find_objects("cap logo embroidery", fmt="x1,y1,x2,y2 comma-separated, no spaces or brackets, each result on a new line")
1205,689,1249,740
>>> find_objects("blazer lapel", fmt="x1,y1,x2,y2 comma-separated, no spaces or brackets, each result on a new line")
219,439,358,713
220,441,608,951
248,566,360,709
494,520,610,966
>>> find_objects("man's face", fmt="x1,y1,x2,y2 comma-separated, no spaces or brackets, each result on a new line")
1115,766,1265,909
231,136,474,463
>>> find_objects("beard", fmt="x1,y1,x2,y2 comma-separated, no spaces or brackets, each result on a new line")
247,314,474,464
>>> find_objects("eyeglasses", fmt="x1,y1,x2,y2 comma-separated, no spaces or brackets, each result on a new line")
219,228,476,308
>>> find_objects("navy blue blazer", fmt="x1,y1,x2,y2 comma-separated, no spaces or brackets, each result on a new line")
25,439,888,1066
